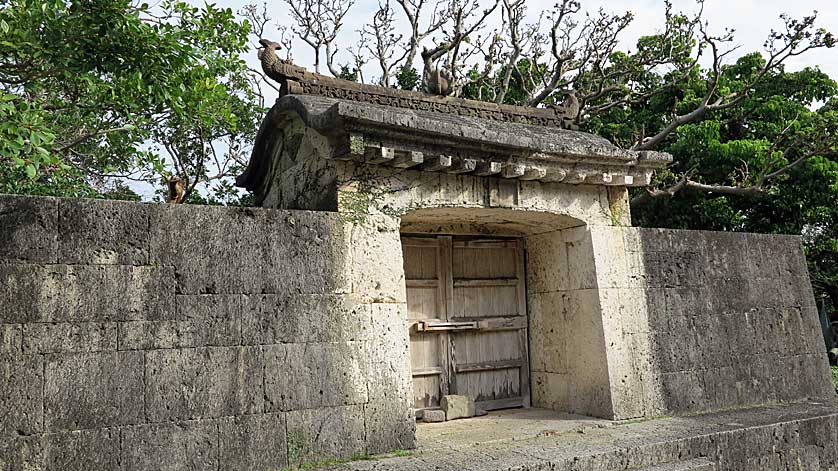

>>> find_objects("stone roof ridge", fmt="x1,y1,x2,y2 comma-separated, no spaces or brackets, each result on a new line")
264,61,578,130
275,94,671,164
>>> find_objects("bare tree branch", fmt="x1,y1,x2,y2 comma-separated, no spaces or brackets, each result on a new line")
284,0,355,75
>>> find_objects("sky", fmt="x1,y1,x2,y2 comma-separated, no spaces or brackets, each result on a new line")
221,0,838,82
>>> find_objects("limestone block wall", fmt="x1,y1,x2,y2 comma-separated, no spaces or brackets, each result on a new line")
599,227,833,418
527,226,615,419
0,194,413,471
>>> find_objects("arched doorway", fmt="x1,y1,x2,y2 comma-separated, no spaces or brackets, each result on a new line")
398,208,598,416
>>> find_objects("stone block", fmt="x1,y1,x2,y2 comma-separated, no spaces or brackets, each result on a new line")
422,409,445,423
22,322,117,354
526,230,568,293
563,226,598,290
366,304,412,402
58,198,152,265
636,227,675,252
441,395,475,420
640,251,685,289
350,216,406,303
531,371,570,411
269,342,368,411
621,227,643,252
702,367,746,411
0,195,58,264
528,291,568,374
590,225,630,289
0,264,174,323
0,356,44,437
625,251,649,289
173,294,243,346
118,295,244,349
261,344,288,412
44,351,143,432
242,294,372,345
365,398,416,453
144,346,263,421
152,204,351,295
701,232,751,279
117,320,179,350
286,405,366,466
779,276,818,308
0,324,22,358
218,413,288,470
121,421,218,471
0,435,44,470
660,371,706,413
607,332,659,420
44,428,120,471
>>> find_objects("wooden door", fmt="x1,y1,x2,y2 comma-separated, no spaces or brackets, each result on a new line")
402,235,530,412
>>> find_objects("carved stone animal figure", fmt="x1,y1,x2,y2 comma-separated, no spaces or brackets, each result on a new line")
423,66,453,96
421,48,453,96
562,90,580,121
167,176,185,204
258,39,287,83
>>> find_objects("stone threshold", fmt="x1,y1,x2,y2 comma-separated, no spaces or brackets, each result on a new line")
328,400,838,470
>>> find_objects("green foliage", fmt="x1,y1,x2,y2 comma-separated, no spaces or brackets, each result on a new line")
832,366,838,393
396,66,419,91
338,64,359,82
0,0,262,204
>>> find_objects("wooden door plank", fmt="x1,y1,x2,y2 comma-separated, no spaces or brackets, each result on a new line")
412,366,444,376
437,236,453,397
455,359,523,373
406,279,438,288
401,236,442,247
453,278,518,287
516,239,531,408
476,317,527,331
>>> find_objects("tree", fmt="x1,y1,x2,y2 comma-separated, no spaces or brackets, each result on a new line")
0,0,263,203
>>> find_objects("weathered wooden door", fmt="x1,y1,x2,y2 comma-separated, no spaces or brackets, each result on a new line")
402,235,530,412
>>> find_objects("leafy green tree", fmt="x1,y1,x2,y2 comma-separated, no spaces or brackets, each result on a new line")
0,0,263,203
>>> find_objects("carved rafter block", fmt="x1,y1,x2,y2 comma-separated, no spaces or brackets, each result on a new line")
474,161,502,176
447,158,477,174
519,167,547,181
366,147,395,164
585,172,614,185
501,164,525,179
564,171,587,184
605,175,634,186
542,169,568,183
424,155,452,172
392,151,424,168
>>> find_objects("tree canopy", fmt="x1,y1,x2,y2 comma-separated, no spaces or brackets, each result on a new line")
0,0,262,203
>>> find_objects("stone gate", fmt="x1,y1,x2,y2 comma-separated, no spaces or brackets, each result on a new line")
0,64,835,471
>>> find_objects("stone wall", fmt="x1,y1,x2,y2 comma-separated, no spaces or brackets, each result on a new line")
609,227,834,417
0,194,413,471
